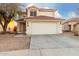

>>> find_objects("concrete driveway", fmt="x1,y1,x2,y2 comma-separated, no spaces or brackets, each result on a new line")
1,32,79,56
30,32,79,49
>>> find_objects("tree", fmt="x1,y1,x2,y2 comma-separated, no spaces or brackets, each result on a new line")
0,3,24,33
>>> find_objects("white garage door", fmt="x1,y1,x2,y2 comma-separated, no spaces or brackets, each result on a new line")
31,22,57,34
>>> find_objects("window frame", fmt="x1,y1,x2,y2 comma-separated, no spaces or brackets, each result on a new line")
30,11,37,16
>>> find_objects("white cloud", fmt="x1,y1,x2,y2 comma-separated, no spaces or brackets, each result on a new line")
55,10,63,18
67,12,79,19
44,7,50,9
26,3,35,8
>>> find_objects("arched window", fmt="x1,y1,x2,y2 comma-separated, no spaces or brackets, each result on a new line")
30,11,37,16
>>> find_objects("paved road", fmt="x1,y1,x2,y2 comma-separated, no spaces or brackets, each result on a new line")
30,33,79,49
1,48,79,56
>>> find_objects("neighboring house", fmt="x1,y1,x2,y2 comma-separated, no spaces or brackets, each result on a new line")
16,6,64,35
63,18,79,33
74,23,79,33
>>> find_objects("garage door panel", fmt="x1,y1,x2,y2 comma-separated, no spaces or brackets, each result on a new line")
31,22,57,34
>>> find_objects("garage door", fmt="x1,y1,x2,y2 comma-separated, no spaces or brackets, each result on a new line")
31,22,57,34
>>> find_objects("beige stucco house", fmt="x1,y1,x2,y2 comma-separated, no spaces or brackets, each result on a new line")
63,18,79,35
17,6,64,35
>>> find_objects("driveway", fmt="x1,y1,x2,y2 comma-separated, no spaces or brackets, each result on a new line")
30,32,79,49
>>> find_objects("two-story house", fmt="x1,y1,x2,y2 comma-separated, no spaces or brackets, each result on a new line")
16,6,64,35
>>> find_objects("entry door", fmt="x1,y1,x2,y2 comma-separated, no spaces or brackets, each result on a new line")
69,25,71,31
20,23,26,33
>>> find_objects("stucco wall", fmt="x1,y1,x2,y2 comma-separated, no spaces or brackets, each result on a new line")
38,11,54,17
56,22,62,33
63,24,70,31
75,24,79,31
26,22,32,35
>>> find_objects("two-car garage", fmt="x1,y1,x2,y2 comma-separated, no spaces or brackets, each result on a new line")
31,22,57,34
26,16,63,35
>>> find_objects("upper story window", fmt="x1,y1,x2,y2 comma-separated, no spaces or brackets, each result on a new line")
30,11,37,16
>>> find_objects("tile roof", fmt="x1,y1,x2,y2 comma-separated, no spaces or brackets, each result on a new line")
16,18,26,23
17,16,64,22
27,6,56,12
64,18,79,24
26,16,63,20
39,8,56,12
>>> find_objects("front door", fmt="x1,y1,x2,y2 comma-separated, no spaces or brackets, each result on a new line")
20,23,26,34
68,25,71,32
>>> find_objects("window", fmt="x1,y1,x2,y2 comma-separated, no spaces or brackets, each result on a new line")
30,11,37,16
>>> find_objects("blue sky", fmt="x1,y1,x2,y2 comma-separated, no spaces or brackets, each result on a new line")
25,3,79,19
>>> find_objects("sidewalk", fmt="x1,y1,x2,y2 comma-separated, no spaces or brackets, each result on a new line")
0,48,79,56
